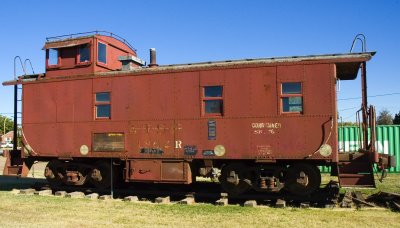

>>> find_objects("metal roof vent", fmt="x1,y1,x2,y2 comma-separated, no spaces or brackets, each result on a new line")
148,48,158,68
118,55,145,71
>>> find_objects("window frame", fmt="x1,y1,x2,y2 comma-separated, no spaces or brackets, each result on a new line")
97,41,107,65
280,82,304,114
94,92,111,120
202,85,224,117
76,44,91,65
46,48,61,68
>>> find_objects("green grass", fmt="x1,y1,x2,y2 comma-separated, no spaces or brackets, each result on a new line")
361,174,400,194
320,173,400,195
0,175,399,227
0,192,400,228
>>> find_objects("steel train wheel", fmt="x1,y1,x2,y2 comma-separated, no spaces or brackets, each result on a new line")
90,161,112,189
45,160,91,187
219,163,252,195
284,163,321,196
44,160,64,187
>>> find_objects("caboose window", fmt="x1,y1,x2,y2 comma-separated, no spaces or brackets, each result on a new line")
281,82,303,113
203,86,223,115
78,44,90,63
98,42,107,64
205,100,223,114
205,86,223,97
48,48,59,66
95,92,111,119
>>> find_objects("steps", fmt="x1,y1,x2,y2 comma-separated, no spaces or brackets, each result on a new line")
338,153,375,187
2,149,30,177
4,165,23,176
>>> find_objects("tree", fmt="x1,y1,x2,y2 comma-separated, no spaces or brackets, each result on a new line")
376,108,393,125
0,115,14,135
338,121,358,126
394,111,400,125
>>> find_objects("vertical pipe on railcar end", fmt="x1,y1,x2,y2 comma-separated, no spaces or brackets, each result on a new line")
361,62,368,110
361,61,378,163
340,117,345,152
361,61,369,151
13,84,18,152
370,106,378,163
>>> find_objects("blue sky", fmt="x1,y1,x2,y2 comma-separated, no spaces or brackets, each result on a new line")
0,0,399,122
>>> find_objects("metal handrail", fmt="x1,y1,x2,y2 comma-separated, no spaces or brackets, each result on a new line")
46,30,137,52
356,108,363,150
350,34,367,53
24,59,35,75
14,56,26,79
368,105,378,162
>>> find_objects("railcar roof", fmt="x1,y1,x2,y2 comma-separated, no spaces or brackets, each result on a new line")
97,51,375,80
100,52,374,74
161,52,375,68
2,52,375,86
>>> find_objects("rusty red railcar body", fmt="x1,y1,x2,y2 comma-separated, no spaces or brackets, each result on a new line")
2,32,395,195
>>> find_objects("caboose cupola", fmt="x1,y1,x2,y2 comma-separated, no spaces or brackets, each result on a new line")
43,31,141,78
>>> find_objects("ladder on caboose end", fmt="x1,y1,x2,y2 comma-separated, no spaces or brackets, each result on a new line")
2,57,33,177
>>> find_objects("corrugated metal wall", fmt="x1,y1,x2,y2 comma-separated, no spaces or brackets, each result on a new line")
321,125,400,173
375,125,400,172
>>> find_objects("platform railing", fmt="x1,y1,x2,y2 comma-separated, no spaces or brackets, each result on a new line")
45,31,137,52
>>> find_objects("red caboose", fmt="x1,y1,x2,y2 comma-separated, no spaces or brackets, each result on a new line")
3,32,395,195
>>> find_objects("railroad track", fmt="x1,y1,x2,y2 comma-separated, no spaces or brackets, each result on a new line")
12,180,400,210
10,180,341,208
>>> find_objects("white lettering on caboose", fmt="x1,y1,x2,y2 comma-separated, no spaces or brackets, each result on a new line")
175,140,182,149
251,122,281,135
251,122,282,129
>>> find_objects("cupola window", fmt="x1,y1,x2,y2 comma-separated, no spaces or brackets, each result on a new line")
48,48,59,66
78,44,90,63
98,42,107,64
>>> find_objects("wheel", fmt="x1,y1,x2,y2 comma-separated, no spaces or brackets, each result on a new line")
90,161,112,189
284,163,321,196
44,160,64,187
219,163,252,195
72,167,89,186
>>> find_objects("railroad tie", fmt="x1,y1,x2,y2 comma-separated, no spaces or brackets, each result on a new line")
155,196,170,204
86,193,99,200
123,196,139,202
179,194,196,205
55,191,67,197
275,199,286,208
216,193,228,206
244,200,257,207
